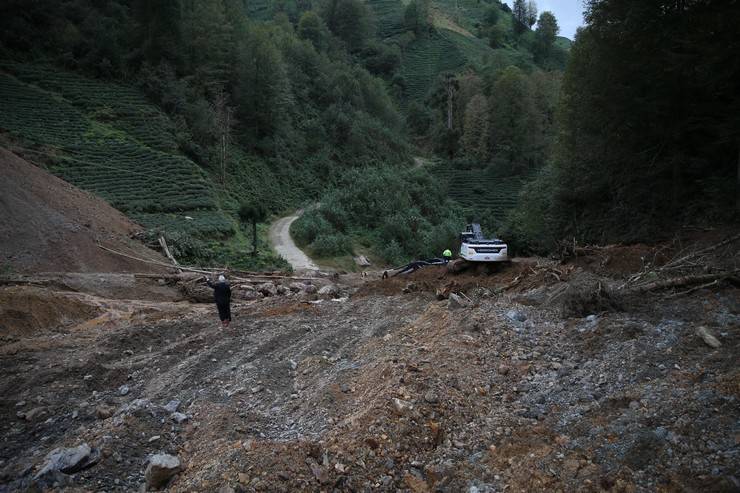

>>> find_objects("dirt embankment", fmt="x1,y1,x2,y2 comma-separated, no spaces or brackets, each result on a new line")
0,236,738,492
0,147,167,274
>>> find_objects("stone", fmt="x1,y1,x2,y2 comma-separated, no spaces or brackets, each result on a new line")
303,284,318,294
424,391,439,404
35,443,100,479
118,385,130,396
695,326,721,348
391,398,414,415
447,293,467,310
163,400,180,413
171,412,188,424
506,310,527,322
96,405,115,420
289,282,306,292
318,284,340,298
257,283,278,297
354,255,371,267
276,285,290,296
145,454,182,490
18,406,46,421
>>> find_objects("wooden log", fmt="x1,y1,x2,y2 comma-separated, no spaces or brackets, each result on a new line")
629,271,736,293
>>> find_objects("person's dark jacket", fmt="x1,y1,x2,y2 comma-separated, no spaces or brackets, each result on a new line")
207,279,231,305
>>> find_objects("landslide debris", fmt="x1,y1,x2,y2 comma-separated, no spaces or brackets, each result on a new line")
0,237,738,492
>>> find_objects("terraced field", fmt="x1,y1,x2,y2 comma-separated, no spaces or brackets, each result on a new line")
400,29,467,102
131,211,235,237
430,164,527,218
0,67,229,240
367,0,407,38
3,63,178,152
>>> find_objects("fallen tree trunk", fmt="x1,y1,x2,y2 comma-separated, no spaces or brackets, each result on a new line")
628,271,737,293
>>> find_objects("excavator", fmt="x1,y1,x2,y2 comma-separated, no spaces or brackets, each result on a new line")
458,223,508,262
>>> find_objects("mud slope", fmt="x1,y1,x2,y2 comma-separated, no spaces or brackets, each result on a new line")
0,147,166,273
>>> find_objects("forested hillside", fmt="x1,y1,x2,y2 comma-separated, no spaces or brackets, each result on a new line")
1,0,736,267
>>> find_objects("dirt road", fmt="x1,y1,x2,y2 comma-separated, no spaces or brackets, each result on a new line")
268,211,319,272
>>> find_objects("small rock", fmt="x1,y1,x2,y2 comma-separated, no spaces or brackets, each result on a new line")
171,412,188,424
118,385,130,396
340,383,351,393
304,284,318,294
391,398,414,415
95,405,115,420
506,310,527,322
696,326,721,348
448,293,467,310
18,406,46,421
424,391,439,404
163,400,180,413
83,375,93,381
251,386,264,394
148,435,161,442
145,454,182,490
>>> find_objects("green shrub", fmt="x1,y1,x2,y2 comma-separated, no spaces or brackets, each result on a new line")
292,210,336,245
311,233,352,257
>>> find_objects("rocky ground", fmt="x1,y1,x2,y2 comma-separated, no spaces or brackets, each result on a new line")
0,241,738,492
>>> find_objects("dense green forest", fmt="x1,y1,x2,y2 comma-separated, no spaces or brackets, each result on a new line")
1,0,736,267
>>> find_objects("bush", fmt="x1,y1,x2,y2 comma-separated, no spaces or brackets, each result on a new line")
292,209,335,245
311,233,352,257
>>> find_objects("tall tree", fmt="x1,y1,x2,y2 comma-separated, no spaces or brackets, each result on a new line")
321,0,373,51
297,10,329,51
488,66,537,174
534,11,559,62
512,0,528,34
404,0,430,34
526,0,538,28
131,0,182,65
461,94,490,162
234,26,293,144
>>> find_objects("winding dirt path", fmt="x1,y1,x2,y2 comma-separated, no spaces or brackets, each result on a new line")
268,211,319,271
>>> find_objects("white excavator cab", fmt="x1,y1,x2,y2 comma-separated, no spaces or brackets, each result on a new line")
459,223,508,262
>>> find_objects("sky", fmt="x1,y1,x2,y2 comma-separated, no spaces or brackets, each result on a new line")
504,0,585,40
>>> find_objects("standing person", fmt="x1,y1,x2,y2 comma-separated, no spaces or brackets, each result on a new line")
442,249,453,263
206,274,231,327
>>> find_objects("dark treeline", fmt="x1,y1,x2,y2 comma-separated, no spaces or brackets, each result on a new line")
510,0,740,251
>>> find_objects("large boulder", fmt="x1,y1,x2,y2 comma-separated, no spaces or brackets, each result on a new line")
318,284,340,298
354,255,371,267
145,454,182,490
